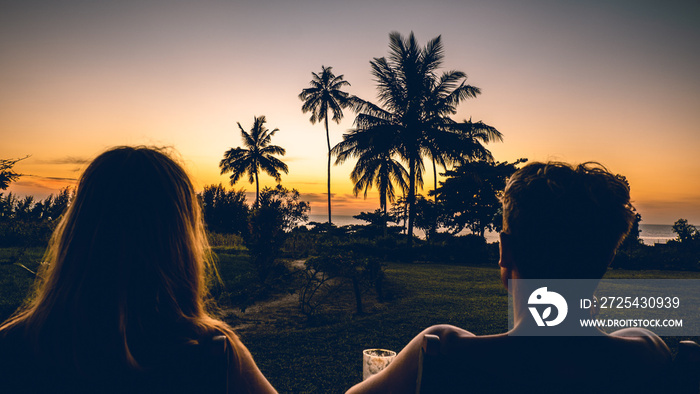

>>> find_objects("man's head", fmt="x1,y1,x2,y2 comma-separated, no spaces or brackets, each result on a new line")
500,162,635,279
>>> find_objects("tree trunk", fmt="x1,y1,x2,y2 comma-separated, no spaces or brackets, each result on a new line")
325,116,332,225
375,274,384,303
352,276,363,315
432,158,437,198
407,156,416,249
254,170,259,208
381,192,387,237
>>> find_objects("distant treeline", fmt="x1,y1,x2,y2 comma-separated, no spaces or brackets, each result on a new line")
612,218,700,271
0,189,72,247
1,186,698,272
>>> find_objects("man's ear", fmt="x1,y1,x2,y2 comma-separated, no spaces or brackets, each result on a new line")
498,232,514,269
499,232,514,290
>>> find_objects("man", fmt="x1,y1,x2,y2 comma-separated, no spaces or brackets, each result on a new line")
346,162,671,393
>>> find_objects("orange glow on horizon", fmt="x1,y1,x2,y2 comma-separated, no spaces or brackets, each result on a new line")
2,1,699,224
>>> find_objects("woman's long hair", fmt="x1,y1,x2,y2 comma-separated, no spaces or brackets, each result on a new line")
0,146,240,372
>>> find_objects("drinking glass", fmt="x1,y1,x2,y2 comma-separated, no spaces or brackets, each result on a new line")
362,348,397,380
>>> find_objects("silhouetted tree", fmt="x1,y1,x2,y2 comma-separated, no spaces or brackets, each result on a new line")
0,156,28,190
0,188,73,247
390,196,409,234
434,159,526,237
333,128,408,232
620,210,643,248
299,66,352,224
352,210,402,238
302,245,384,315
673,218,699,243
30,188,72,222
424,120,502,195
412,195,447,241
247,185,309,282
220,116,288,207
198,184,248,235
349,32,501,246
353,210,398,227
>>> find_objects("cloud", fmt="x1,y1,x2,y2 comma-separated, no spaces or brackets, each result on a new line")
34,156,90,165
301,192,360,203
633,196,700,224
301,193,329,203
299,192,379,210
23,174,79,182
10,180,48,189
289,181,322,185
5,177,76,200
300,192,380,216
279,156,304,163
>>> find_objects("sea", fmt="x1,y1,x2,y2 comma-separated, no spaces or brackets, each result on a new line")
306,215,678,245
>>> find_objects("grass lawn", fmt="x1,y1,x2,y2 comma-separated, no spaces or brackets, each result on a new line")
0,247,45,322
1,247,699,393
240,263,509,393
241,262,700,393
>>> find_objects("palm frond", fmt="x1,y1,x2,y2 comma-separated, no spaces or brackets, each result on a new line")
421,34,444,76
259,144,286,156
221,116,287,187
299,65,352,126
260,155,289,180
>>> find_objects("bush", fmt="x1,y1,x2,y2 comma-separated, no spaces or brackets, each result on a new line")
612,242,700,271
198,185,249,235
298,238,386,316
207,232,246,249
0,189,72,247
246,186,309,283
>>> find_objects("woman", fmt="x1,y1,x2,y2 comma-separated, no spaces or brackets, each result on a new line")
0,146,277,393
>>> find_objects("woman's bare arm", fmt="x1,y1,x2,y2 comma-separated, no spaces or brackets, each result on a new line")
230,335,278,394
346,325,474,394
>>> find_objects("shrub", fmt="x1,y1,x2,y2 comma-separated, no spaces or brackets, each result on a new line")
298,239,386,316
246,185,309,283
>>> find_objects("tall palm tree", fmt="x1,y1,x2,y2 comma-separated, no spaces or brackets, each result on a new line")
219,115,288,207
299,66,351,224
349,31,501,245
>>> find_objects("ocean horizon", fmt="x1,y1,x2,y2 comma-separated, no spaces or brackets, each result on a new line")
306,215,678,245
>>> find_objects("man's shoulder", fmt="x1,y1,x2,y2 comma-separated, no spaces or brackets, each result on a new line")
609,327,672,364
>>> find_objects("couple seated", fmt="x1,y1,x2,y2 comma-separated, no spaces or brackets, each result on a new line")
347,162,673,393
0,147,676,393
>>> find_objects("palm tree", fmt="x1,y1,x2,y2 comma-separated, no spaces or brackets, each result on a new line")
219,116,288,207
299,66,351,224
424,118,503,194
349,31,501,245
333,127,409,227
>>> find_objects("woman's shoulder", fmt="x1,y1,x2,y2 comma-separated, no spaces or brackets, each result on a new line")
0,323,32,358
0,324,42,392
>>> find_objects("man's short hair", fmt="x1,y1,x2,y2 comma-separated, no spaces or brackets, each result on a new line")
501,162,635,279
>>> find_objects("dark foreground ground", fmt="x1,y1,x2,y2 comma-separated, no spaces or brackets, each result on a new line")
2,247,699,393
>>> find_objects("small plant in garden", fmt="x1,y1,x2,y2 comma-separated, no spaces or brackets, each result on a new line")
298,241,385,316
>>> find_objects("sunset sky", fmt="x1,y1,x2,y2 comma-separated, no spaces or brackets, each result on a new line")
2,0,699,224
